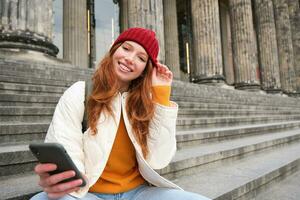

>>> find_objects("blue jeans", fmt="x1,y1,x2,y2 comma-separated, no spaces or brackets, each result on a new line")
30,184,211,200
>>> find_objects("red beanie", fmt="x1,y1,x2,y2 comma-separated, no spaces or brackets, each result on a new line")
112,27,159,67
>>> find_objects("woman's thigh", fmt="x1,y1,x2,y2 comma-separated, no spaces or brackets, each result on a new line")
30,192,104,200
133,187,211,200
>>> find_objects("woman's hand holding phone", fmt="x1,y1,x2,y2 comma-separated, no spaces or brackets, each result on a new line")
34,163,83,199
29,143,87,198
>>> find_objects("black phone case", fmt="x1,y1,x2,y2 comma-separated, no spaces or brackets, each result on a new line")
29,143,86,187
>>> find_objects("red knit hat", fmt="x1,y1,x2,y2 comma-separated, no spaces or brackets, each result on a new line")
112,27,159,67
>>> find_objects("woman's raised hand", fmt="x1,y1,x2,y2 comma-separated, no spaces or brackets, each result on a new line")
152,63,173,86
34,163,83,199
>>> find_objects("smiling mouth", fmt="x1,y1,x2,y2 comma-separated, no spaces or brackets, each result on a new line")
118,62,133,73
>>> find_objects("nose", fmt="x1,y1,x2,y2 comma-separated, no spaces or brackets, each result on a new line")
124,53,134,65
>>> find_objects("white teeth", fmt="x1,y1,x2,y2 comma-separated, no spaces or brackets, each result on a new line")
119,63,132,72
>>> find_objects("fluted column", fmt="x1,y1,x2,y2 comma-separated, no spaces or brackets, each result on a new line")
163,0,180,79
191,0,224,83
63,0,88,68
0,0,58,56
254,0,281,93
229,0,261,90
220,3,235,85
119,0,129,32
273,0,297,94
287,0,300,94
121,0,165,64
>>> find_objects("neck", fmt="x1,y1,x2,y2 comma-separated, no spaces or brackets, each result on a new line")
119,83,129,93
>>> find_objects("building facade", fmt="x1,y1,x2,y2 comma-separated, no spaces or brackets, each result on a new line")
0,0,299,96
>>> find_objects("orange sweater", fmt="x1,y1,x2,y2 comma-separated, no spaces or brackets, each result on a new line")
89,86,171,193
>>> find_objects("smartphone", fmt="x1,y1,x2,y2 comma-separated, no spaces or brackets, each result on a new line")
29,142,86,187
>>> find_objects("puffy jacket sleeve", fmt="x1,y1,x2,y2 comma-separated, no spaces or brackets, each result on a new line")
146,86,178,169
45,81,86,173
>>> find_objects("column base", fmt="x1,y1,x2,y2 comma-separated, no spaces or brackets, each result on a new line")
191,75,225,84
264,88,282,94
234,83,261,92
285,92,300,98
0,31,59,56
0,48,66,66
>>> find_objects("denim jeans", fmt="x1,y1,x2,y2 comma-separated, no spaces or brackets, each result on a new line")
30,184,211,200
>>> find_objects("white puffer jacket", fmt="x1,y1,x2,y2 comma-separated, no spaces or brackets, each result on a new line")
45,81,182,198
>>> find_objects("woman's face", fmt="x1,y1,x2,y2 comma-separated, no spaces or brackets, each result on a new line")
112,41,149,90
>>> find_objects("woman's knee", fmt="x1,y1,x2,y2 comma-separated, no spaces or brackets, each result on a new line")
134,187,211,200
30,192,48,200
30,192,77,200
162,189,211,200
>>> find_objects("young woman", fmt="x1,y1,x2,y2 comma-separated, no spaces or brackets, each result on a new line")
31,27,211,200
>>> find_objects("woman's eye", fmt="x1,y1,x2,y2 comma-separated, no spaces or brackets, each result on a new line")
139,57,146,62
122,46,129,50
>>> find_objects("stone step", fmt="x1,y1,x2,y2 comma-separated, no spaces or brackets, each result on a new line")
175,97,300,110
0,74,77,87
172,94,300,107
0,75,79,87
0,81,67,95
0,61,287,106
2,126,299,178
158,129,300,178
0,67,83,81
1,60,299,107
2,118,300,146
0,143,37,177
176,121,300,149
253,168,300,200
2,117,300,147
1,92,299,114
178,108,300,117
176,115,300,129
172,81,300,107
0,93,59,106
0,132,300,199
169,139,300,200
0,172,40,200
0,58,93,81
0,69,87,88
0,122,48,145
1,60,295,106
1,75,298,110
0,106,54,122
177,101,300,111
2,144,300,200
2,106,300,123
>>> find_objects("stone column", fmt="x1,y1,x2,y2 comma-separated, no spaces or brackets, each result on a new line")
220,2,235,85
119,0,129,32
63,0,88,68
273,0,297,94
121,0,165,64
229,0,261,90
0,0,58,56
163,0,180,80
254,0,281,93
88,0,96,68
191,0,225,84
287,0,300,95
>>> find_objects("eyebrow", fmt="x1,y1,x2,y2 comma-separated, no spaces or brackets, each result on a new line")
124,42,148,58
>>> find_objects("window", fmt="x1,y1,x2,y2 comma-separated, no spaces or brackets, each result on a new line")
53,0,63,58
94,0,120,63
176,0,193,80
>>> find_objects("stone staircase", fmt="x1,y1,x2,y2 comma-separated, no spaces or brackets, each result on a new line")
1,58,300,200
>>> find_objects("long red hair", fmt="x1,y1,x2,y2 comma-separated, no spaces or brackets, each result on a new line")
87,43,155,158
